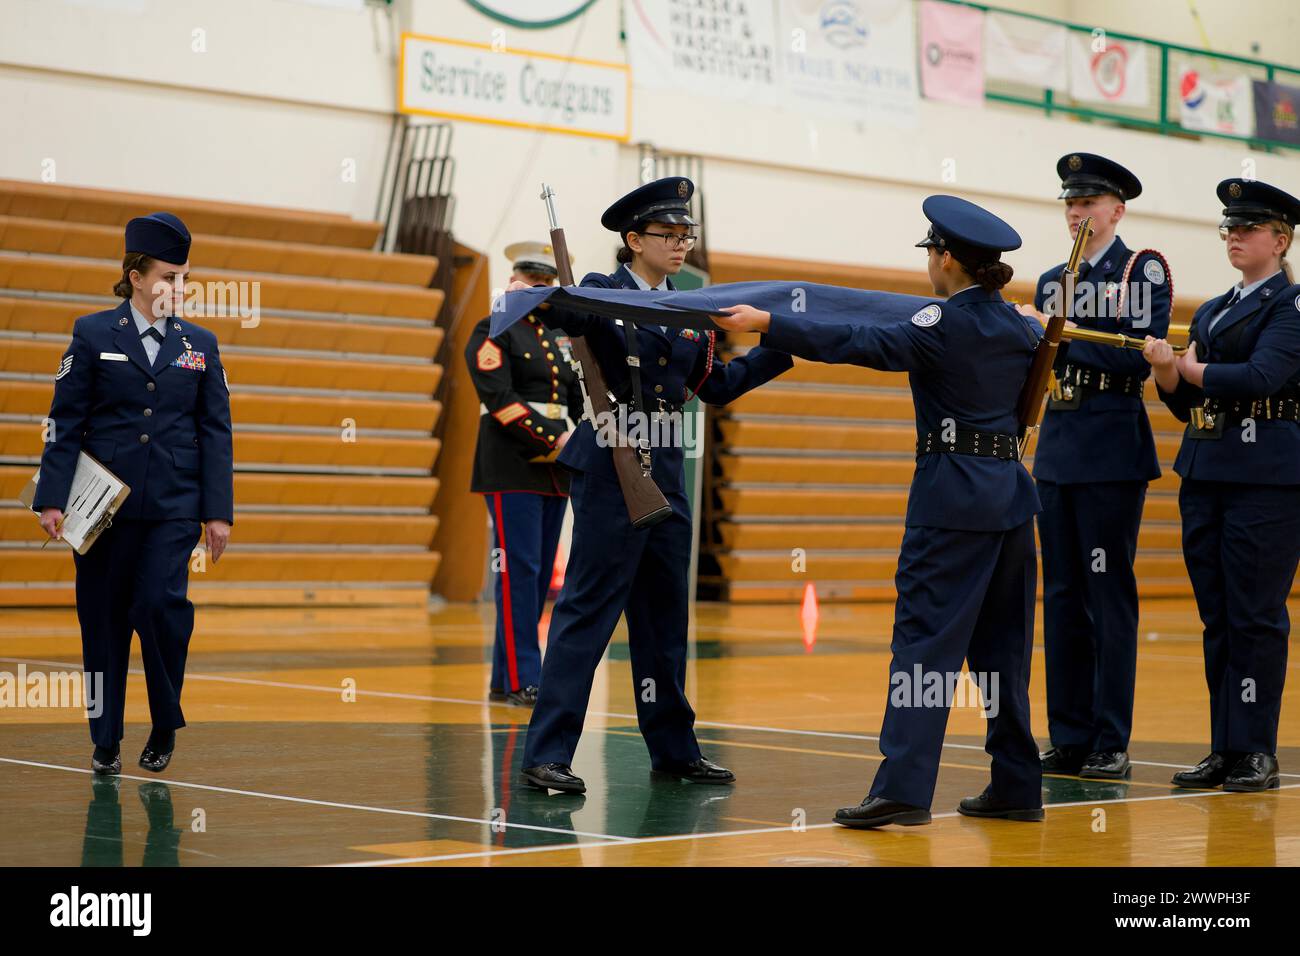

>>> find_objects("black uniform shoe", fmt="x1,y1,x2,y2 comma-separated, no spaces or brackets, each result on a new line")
1079,750,1131,779
91,746,121,776
138,744,174,773
488,687,508,702
521,763,586,793
957,787,1045,822
1223,753,1280,792
651,757,735,785
1040,745,1088,775
1171,752,1234,789
833,796,931,829
506,685,539,707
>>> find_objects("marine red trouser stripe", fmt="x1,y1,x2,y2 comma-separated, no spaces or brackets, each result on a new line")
491,492,520,691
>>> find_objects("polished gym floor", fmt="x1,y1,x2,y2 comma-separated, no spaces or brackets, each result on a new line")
1,598,1296,867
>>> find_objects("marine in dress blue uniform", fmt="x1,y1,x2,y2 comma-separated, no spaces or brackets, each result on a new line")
721,196,1045,827
33,213,234,775
1147,179,1300,792
1032,154,1172,780
465,241,583,706
519,178,793,793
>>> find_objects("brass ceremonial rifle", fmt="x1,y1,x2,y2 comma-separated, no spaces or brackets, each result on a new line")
1060,325,1187,354
539,183,673,529
1015,216,1093,458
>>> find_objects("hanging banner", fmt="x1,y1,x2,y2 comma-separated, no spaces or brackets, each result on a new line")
1252,79,1300,146
919,0,984,107
1178,66,1255,137
398,33,631,141
983,11,1068,92
777,0,920,127
623,0,781,105
1068,33,1150,108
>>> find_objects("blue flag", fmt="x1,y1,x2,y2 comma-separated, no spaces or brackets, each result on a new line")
490,280,941,338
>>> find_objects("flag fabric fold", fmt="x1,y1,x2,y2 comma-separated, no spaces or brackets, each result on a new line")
491,281,941,338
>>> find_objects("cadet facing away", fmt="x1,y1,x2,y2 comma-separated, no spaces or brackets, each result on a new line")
717,196,1045,827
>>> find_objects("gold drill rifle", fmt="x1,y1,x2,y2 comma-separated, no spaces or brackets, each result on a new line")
539,183,673,529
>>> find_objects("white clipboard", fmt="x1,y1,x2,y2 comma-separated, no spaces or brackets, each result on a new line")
20,452,131,555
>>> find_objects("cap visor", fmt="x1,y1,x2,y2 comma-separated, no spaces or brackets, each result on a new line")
649,212,698,226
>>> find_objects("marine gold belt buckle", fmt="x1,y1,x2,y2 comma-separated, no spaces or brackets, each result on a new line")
1048,372,1066,402
545,402,563,420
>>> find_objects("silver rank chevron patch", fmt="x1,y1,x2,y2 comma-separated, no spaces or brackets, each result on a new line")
55,354,74,381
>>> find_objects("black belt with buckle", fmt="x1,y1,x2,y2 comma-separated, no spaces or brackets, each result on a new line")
916,428,1020,461
613,388,684,415
1050,363,1145,408
1190,394,1300,437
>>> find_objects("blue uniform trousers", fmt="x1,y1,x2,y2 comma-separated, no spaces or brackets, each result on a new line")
484,491,567,692
870,520,1041,810
72,518,202,748
523,470,701,769
1037,478,1146,752
1179,479,1300,754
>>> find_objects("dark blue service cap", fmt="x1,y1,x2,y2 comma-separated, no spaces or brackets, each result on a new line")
1056,152,1142,201
915,195,1022,257
1217,178,1300,228
124,212,191,265
600,177,698,233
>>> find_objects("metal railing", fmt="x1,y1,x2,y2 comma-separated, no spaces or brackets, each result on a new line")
939,0,1300,153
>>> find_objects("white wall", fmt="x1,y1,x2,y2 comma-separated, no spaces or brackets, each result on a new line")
2,0,1298,304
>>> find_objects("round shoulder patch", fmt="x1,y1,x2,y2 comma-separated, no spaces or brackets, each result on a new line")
911,304,942,328
1143,258,1166,285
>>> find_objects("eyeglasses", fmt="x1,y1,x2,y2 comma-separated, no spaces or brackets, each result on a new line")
1219,223,1265,240
640,232,698,251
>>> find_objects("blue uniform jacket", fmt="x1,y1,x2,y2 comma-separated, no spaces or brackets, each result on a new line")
1157,271,1300,485
763,285,1042,532
1032,235,1171,483
547,267,793,494
33,299,235,523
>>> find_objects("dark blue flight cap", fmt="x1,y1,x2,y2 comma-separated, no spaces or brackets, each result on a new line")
125,212,191,265
600,177,698,234
1217,178,1300,228
915,195,1022,259
1056,152,1142,201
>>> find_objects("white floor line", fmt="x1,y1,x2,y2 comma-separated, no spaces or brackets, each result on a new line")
327,784,1300,866
4,654,1298,779
0,756,632,844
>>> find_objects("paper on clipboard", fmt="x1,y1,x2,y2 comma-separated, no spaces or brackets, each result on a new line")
19,452,131,554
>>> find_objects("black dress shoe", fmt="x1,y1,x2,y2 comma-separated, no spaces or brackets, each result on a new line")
651,757,735,785
1079,750,1131,779
138,744,174,773
1040,746,1087,775
1171,752,1234,789
958,787,1045,821
834,796,931,828
506,685,539,707
1223,752,1280,792
91,746,121,776
521,763,586,793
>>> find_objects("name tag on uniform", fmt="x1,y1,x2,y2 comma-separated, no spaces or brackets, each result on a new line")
171,350,206,371
99,352,128,361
